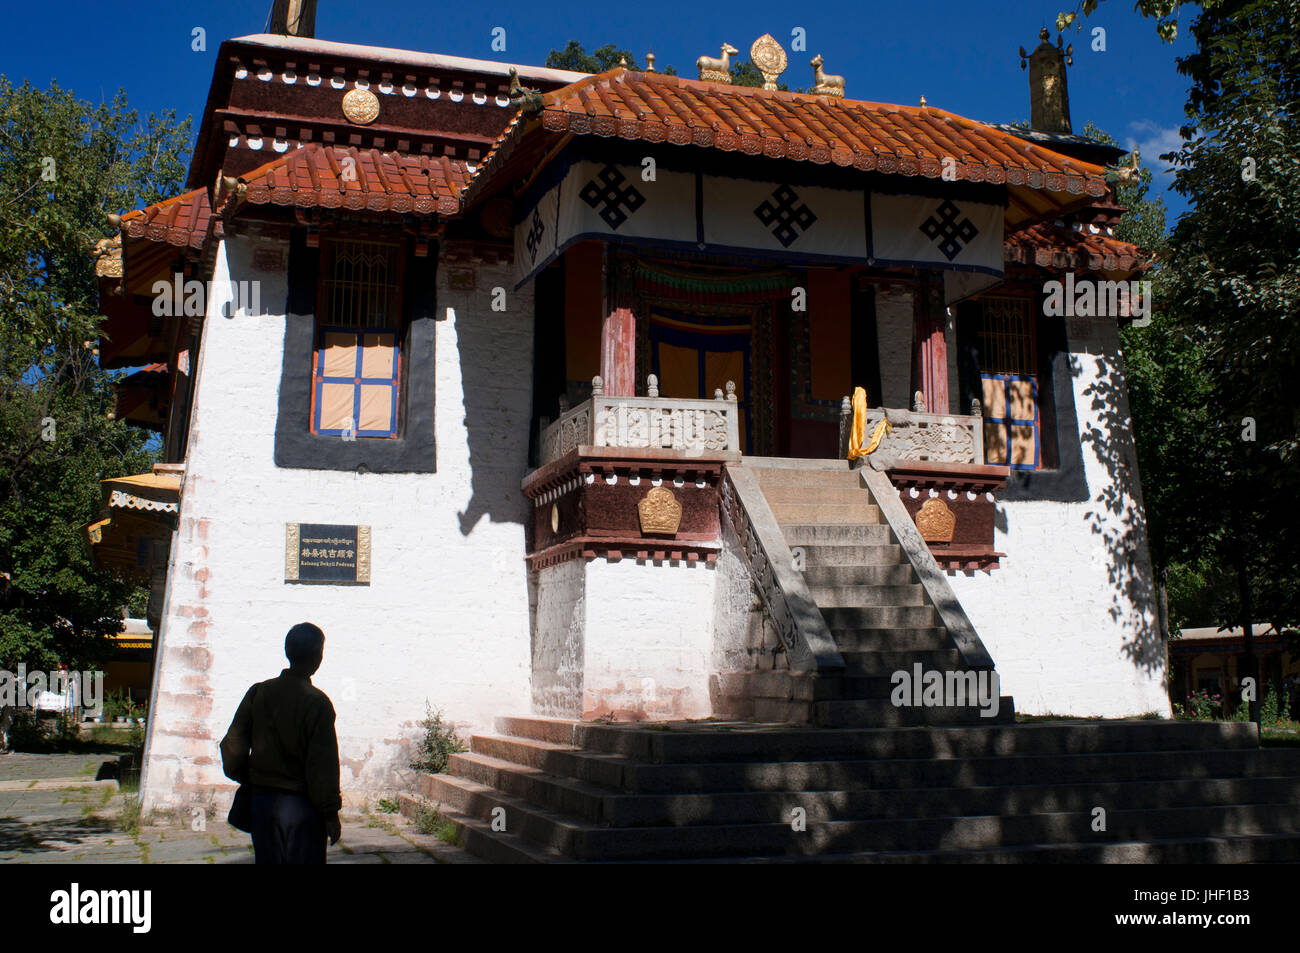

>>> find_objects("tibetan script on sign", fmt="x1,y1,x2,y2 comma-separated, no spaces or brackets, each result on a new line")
285,523,371,584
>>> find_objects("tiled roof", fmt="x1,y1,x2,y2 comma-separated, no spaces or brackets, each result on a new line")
119,188,212,249
470,69,1111,207
1004,222,1150,275
234,143,468,215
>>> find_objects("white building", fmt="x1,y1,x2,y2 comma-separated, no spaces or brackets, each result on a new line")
91,29,1167,814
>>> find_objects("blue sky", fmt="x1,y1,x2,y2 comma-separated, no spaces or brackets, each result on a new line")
0,0,1197,221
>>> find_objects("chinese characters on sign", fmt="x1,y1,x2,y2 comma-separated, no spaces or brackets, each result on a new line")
285,523,371,584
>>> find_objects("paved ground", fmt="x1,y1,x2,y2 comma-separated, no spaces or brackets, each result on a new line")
0,750,481,864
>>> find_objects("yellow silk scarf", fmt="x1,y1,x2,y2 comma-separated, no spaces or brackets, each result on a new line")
846,386,891,460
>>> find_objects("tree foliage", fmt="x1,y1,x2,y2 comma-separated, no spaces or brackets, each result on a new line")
1109,0,1300,645
0,77,190,670
546,42,676,76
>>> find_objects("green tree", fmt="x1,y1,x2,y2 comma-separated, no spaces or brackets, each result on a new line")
1161,0,1300,716
1057,0,1229,42
546,42,677,76
0,77,190,671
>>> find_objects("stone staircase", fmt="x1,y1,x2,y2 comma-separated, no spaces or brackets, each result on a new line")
732,462,1013,726
400,715,1300,862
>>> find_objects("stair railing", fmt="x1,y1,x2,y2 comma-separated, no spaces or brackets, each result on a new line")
720,467,845,673
855,465,996,670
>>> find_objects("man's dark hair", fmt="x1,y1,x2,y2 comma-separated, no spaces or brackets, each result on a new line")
285,623,325,664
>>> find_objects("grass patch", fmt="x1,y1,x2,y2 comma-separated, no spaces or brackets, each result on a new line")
1261,728,1300,747
411,800,461,845
376,797,400,814
118,793,143,836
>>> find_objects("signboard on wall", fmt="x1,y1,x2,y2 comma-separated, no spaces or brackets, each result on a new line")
285,523,371,584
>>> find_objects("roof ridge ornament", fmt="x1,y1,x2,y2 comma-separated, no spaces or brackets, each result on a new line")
749,34,787,90
507,67,545,114
696,42,738,83
809,54,844,99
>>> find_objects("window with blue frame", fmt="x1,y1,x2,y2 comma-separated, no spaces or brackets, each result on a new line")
978,296,1039,470
310,239,404,439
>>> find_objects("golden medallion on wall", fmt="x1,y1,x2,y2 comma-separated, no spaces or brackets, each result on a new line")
342,88,381,125
915,498,956,543
638,486,683,536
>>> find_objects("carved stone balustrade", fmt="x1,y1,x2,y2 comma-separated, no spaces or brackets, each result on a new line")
838,400,984,466
540,380,741,466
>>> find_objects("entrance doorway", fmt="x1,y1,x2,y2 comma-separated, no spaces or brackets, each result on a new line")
647,308,752,452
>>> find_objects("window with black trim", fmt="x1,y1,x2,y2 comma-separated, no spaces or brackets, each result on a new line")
310,239,404,438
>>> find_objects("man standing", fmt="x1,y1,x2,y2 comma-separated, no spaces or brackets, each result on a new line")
220,622,342,863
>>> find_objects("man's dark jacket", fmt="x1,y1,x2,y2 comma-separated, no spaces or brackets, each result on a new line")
220,670,342,819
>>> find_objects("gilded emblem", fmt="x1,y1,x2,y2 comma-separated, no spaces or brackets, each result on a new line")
342,88,381,125
638,486,683,536
915,498,956,543
749,34,788,91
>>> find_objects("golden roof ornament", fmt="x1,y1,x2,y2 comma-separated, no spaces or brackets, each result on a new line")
697,42,739,83
637,487,683,536
749,34,788,90
341,87,380,125
646,52,656,72
809,54,845,98
919,94,927,107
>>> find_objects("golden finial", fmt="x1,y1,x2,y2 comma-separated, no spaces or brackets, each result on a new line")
619,54,627,67
646,51,656,73
919,94,927,107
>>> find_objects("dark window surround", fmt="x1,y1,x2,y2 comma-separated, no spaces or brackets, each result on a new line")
956,295,1088,502
274,229,438,473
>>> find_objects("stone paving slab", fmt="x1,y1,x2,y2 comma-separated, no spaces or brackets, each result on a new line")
0,752,484,863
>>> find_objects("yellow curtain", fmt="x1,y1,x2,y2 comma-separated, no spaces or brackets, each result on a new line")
846,386,891,460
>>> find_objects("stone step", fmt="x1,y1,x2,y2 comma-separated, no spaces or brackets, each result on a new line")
468,733,1300,793
822,605,938,628
743,670,991,702
749,466,859,488
442,755,1300,828
781,524,893,545
397,791,570,863
830,627,955,652
800,564,916,587
835,649,966,675
494,717,1265,763
687,833,1300,865
770,503,883,525
415,775,1300,859
807,583,925,608
759,484,871,505
798,543,906,567
815,698,1015,727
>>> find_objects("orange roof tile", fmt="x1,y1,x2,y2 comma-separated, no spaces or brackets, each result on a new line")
1004,222,1151,276
234,143,468,215
470,69,1111,209
119,188,212,249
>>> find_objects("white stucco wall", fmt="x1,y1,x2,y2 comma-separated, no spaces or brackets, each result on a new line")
947,317,1169,718
584,559,719,719
531,560,584,718
142,237,536,811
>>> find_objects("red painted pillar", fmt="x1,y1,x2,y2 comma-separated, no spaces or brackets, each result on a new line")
601,247,637,396
913,272,949,414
